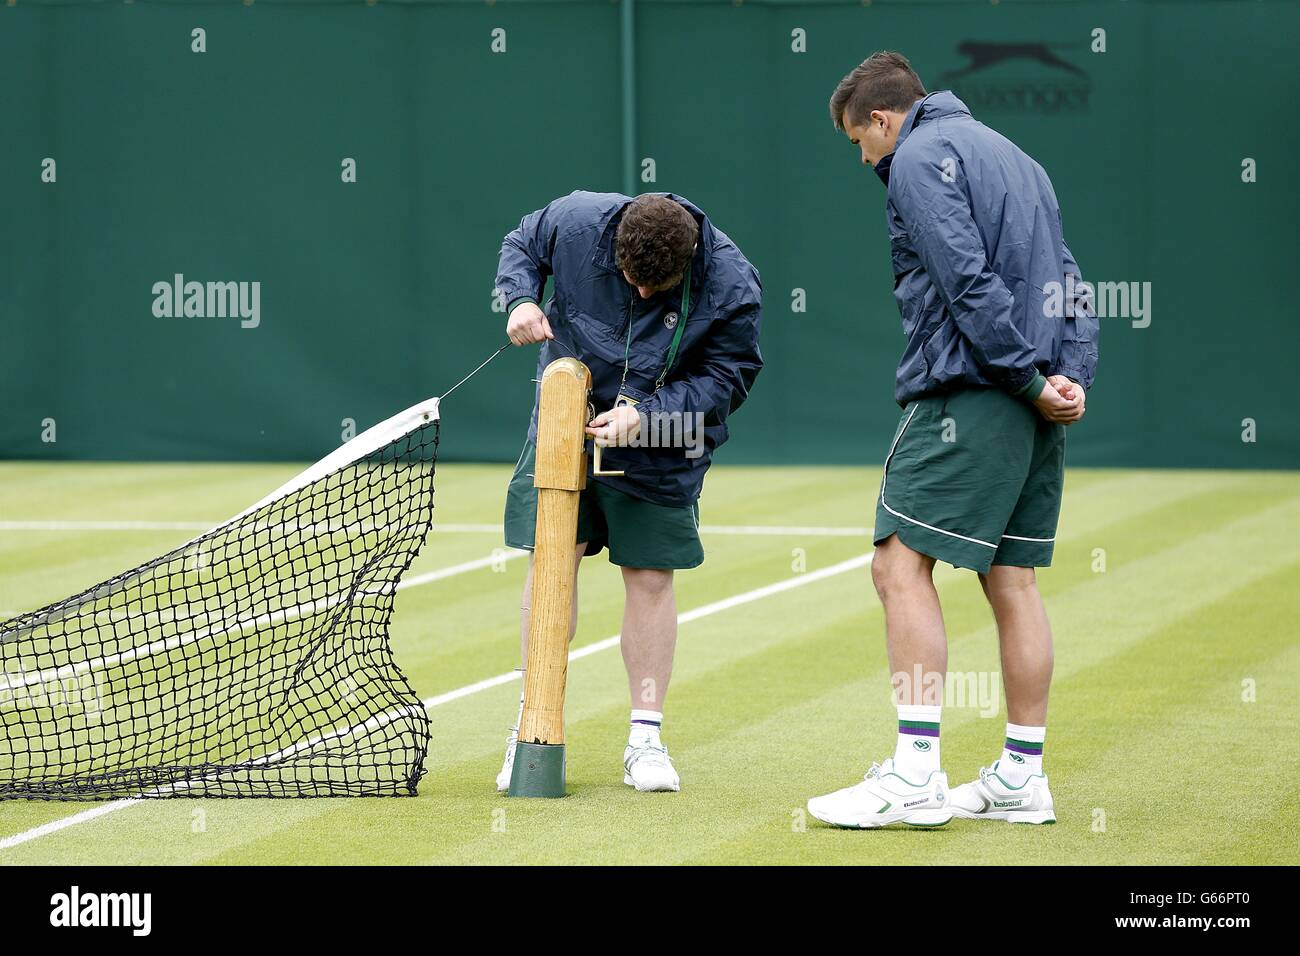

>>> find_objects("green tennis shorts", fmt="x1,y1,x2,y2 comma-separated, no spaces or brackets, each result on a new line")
503,442,704,570
874,388,1066,574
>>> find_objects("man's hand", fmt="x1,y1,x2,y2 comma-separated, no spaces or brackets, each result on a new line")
585,405,642,447
1033,377,1085,425
505,301,554,346
1047,374,1086,424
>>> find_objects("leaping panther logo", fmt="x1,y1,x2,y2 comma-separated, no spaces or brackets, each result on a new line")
943,41,1086,82
941,40,1091,115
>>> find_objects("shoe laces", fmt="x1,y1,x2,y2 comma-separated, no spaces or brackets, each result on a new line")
627,741,672,771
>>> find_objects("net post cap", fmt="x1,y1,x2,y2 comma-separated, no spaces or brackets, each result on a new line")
534,358,590,492
540,356,591,384
506,741,567,798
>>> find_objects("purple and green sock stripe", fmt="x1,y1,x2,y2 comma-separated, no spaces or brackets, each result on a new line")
898,719,940,738
1005,736,1044,756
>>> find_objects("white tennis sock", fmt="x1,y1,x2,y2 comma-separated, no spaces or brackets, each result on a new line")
998,723,1045,786
893,704,942,783
629,709,663,747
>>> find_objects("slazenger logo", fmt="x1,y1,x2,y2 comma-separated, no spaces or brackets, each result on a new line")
992,799,1025,809
940,40,1091,115
49,885,152,937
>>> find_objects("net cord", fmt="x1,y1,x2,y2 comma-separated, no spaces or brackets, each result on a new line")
228,396,441,527
2,343,502,644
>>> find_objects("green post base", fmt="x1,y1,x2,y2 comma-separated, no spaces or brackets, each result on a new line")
507,741,567,798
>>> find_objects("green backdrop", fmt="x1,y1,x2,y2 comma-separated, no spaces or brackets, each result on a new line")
3,0,1297,468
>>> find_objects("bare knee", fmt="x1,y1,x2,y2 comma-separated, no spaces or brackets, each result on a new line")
980,565,1040,608
622,567,674,600
871,535,934,601
981,564,1038,594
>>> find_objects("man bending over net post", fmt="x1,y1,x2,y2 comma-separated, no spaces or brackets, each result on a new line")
494,191,763,792
806,52,1098,828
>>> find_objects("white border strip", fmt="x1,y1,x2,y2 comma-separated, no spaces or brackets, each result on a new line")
228,396,440,526
0,552,872,852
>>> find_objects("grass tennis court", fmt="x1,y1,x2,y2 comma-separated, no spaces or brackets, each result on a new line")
1,461,1297,865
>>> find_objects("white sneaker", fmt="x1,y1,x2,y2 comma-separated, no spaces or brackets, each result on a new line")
623,741,680,792
807,758,952,829
949,763,1056,824
495,727,518,792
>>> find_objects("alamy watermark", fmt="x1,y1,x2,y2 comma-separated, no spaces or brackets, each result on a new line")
152,274,261,329
599,409,707,460
50,886,151,936
1043,274,1151,328
0,669,103,718
891,664,1001,717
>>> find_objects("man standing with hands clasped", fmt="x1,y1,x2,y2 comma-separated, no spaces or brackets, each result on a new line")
808,52,1098,829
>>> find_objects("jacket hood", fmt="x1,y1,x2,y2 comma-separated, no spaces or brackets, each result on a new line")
873,90,972,186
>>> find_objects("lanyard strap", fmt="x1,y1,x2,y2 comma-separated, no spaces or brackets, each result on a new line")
620,260,692,396
655,262,691,391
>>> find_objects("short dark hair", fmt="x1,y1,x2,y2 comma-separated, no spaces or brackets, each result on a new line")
828,51,927,130
615,195,698,288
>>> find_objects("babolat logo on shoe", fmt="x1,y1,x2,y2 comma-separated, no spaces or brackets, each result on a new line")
992,799,1025,809
49,885,152,936
913,740,931,752
1008,753,1025,763
903,798,929,808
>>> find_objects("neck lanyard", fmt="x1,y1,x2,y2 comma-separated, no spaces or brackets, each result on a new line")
620,262,691,397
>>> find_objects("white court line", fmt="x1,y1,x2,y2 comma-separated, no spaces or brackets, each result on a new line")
434,524,872,537
0,521,211,532
396,549,526,590
699,525,871,537
0,551,873,851
0,520,870,537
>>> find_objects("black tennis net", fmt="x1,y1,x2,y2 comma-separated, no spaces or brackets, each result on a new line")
0,400,440,800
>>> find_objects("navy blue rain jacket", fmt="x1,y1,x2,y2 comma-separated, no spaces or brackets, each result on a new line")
874,91,1098,404
495,191,763,506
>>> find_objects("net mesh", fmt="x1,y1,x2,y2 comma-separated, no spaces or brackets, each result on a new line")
0,418,439,800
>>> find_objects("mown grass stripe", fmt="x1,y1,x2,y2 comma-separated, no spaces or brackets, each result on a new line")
494,497,1300,865
1,467,1296,865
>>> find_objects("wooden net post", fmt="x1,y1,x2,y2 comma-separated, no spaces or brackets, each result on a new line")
507,357,590,798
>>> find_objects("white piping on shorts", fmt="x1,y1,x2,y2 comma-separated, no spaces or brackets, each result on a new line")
878,402,1055,550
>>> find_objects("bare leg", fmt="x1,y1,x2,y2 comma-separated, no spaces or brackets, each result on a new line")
519,542,587,666
871,535,947,705
979,565,1053,725
618,567,677,710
